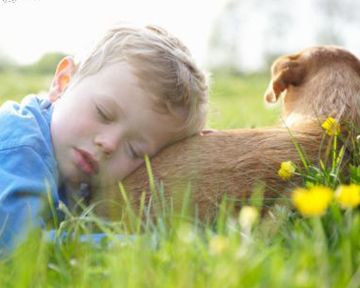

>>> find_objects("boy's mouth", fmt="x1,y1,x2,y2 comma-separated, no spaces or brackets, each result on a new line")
74,148,99,176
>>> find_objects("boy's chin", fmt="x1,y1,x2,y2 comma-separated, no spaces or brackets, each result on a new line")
60,169,85,191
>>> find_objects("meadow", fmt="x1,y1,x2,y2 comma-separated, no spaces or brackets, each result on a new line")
1,71,360,288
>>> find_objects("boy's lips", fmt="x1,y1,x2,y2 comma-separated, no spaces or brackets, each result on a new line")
74,148,99,176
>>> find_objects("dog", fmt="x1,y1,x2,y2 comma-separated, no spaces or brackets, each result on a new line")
91,46,360,221
265,45,360,127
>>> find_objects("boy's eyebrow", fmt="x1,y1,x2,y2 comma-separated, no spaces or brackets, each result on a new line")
104,97,127,119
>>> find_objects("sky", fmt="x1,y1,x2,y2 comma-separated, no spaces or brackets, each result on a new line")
0,0,225,67
1,0,360,72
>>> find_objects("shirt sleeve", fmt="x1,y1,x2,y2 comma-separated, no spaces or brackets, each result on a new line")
0,145,58,254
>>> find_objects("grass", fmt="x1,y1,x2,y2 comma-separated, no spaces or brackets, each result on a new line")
1,71,360,287
0,71,52,104
208,72,280,129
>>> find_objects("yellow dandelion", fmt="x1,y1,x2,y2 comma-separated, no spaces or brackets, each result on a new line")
292,186,333,217
239,206,259,231
209,235,229,255
335,184,360,209
321,117,340,136
278,161,296,180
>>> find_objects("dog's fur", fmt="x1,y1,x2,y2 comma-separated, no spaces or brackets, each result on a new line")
91,46,360,221
265,45,360,127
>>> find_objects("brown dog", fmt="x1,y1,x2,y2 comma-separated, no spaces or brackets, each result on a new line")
91,46,360,221
265,45,360,127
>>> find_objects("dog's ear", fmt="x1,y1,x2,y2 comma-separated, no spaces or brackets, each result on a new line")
264,57,305,103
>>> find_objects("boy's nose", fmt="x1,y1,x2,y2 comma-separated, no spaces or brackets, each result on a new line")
95,133,121,157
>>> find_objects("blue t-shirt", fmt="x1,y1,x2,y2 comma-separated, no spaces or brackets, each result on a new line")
0,94,62,252
0,95,127,254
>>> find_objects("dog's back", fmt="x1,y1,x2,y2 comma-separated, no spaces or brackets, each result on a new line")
118,125,324,220
92,46,360,221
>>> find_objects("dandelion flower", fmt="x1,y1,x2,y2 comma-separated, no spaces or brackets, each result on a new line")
292,186,333,217
321,117,340,136
239,206,259,231
278,161,296,180
209,235,229,255
335,184,360,209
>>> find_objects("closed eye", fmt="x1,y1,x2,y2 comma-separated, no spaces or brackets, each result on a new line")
127,143,142,160
96,105,112,122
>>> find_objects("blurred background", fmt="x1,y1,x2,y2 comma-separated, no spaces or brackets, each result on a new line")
1,0,359,129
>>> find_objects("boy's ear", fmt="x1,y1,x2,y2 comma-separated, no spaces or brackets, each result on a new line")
48,56,76,102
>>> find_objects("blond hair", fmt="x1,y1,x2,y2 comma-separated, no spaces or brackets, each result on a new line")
73,24,209,138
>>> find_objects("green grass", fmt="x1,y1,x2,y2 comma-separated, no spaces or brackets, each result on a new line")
2,190,360,287
208,72,280,129
0,72,52,104
1,72,360,288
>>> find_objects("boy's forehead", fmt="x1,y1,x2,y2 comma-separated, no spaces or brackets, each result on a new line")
74,60,187,140
77,61,138,86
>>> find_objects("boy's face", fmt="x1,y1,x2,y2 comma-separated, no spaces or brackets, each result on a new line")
50,60,183,190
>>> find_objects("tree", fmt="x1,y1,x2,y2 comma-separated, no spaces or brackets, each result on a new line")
207,0,242,73
0,52,16,72
315,0,360,45
21,52,66,74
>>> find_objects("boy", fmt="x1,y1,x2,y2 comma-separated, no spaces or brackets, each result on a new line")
0,24,208,252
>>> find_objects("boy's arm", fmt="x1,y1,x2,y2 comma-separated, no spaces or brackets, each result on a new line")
0,145,58,254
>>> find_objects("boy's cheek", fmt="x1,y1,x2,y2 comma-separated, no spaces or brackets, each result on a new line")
108,157,144,182
98,157,144,184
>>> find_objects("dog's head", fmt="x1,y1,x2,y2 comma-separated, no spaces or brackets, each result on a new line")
264,46,360,126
